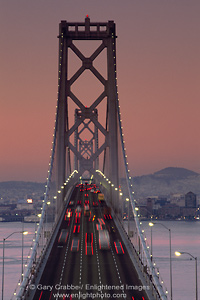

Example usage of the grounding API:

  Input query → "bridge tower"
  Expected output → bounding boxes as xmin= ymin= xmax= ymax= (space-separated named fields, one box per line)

xmin=74 ymin=108 xmax=99 ymax=172
xmin=56 ymin=16 xmax=119 ymax=213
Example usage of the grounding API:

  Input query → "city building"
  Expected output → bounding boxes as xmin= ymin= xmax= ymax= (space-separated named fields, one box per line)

xmin=185 ymin=191 xmax=196 ymax=208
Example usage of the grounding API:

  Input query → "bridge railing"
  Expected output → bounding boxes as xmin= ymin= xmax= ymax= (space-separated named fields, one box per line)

xmin=114 ymin=214 xmax=166 ymax=300
xmin=14 ymin=96 xmax=60 ymax=299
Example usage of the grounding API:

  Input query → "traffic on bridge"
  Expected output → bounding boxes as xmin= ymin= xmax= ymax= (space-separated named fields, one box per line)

xmin=32 ymin=183 xmax=149 ymax=300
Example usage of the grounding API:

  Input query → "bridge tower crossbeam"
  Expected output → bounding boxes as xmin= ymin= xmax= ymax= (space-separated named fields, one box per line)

xmin=56 ymin=16 xmax=119 ymax=214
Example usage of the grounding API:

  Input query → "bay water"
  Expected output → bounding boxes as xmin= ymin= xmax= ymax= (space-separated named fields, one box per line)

xmin=0 ymin=221 xmax=199 ymax=299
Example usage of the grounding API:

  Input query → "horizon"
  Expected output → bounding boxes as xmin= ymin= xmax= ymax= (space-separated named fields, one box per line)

xmin=0 ymin=166 xmax=199 ymax=183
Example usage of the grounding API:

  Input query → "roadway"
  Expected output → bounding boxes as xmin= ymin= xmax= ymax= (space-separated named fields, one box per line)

xmin=31 ymin=184 xmax=149 ymax=300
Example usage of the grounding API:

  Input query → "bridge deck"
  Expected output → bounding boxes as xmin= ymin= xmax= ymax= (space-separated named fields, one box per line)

xmin=29 ymin=185 xmax=149 ymax=300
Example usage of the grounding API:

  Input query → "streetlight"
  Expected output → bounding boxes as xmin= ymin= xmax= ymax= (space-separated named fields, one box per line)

xmin=21 ymin=222 xmax=29 ymax=282
xmin=119 ymin=192 xmax=124 ymax=221
xmin=148 ymin=222 xmax=154 ymax=261
xmin=126 ymin=198 xmax=130 ymax=236
xmin=149 ymin=222 xmax=173 ymax=300
xmin=1 ymin=230 xmax=28 ymax=300
xmin=175 ymin=251 xmax=198 ymax=300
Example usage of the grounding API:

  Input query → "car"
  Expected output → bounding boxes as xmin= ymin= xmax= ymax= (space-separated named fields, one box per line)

xmin=58 ymin=229 xmax=69 ymax=245
xmin=73 ymin=225 xmax=80 ymax=234
xmin=65 ymin=209 xmax=72 ymax=221
xmin=97 ymin=218 xmax=105 ymax=226
xmin=64 ymin=214 xmax=71 ymax=226
xmin=80 ymin=184 xmax=84 ymax=192
xmin=104 ymin=214 xmax=112 ymax=220
xmin=84 ymin=204 xmax=90 ymax=216
xmin=96 ymin=223 xmax=106 ymax=231
xmin=75 ymin=205 xmax=82 ymax=213
xmin=71 ymin=237 xmax=80 ymax=252
xmin=96 ymin=223 xmax=101 ymax=231
xmin=85 ymin=233 xmax=93 ymax=255
xmin=75 ymin=212 xmax=81 ymax=224
xmin=99 ymin=230 xmax=110 ymax=250
xmin=114 ymin=240 xmax=124 ymax=254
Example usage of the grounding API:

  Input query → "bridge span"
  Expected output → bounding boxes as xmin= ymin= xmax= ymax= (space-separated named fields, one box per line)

xmin=14 ymin=17 xmax=168 ymax=300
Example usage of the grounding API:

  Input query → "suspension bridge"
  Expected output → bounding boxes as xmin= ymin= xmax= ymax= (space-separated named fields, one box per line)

xmin=14 ymin=17 xmax=169 ymax=300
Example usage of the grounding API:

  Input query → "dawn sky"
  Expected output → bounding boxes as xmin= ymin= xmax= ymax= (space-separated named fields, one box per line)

xmin=0 ymin=0 xmax=200 ymax=182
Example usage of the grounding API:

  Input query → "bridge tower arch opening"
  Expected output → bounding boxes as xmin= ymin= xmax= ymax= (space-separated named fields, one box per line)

xmin=56 ymin=16 xmax=119 ymax=214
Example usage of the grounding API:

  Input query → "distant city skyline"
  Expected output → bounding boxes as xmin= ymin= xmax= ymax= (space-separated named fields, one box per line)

xmin=0 ymin=1 xmax=200 ymax=182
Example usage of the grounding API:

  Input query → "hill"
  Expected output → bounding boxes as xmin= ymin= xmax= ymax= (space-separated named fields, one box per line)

xmin=133 ymin=167 xmax=200 ymax=197
xmin=154 ymin=167 xmax=199 ymax=179
xmin=0 ymin=181 xmax=45 ymax=202
xmin=0 ymin=181 xmax=44 ymax=190
xmin=1 ymin=167 xmax=200 ymax=200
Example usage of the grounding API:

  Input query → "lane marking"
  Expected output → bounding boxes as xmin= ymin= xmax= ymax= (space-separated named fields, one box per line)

xmin=79 ymin=209 xmax=84 ymax=285
xmin=57 ymin=196 xmax=79 ymax=299
xmin=93 ymin=222 xmax=102 ymax=286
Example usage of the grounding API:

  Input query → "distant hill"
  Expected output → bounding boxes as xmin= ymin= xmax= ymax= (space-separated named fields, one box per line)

xmin=133 ymin=167 xmax=200 ymax=197
xmin=154 ymin=167 xmax=199 ymax=179
xmin=1 ymin=167 xmax=200 ymax=200
xmin=0 ymin=181 xmax=45 ymax=202
xmin=0 ymin=181 xmax=44 ymax=190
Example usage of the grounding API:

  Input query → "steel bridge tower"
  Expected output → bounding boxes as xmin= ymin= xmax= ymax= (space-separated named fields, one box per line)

xmin=16 ymin=18 xmax=168 ymax=300
xmin=56 ymin=16 xmax=119 ymax=214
